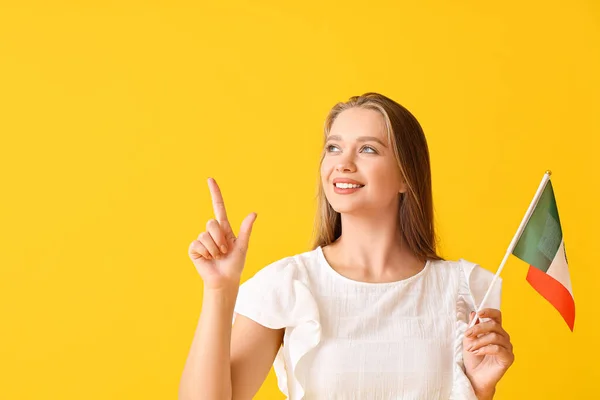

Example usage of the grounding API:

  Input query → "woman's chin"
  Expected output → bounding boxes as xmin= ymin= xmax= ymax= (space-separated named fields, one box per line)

xmin=330 ymin=205 xmax=364 ymax=215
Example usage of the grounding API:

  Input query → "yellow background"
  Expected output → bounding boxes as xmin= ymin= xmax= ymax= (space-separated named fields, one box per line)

xmin=1 ymin=1 xmax=598 ymax=399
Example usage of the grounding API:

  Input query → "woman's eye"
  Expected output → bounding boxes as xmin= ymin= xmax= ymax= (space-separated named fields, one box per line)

xmin=361 ymin=145 xmax=377 ymax=154
xmin=325 ymin=144 xmax=377 ymax=154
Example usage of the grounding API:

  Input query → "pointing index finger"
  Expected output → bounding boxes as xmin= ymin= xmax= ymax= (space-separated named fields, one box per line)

xmin=208 ymin=177 xmax=229 ymax=225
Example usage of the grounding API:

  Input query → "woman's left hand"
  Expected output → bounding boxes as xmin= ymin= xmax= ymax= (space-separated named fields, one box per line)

xmin=463 ymin=308 xmax=515 ymax=399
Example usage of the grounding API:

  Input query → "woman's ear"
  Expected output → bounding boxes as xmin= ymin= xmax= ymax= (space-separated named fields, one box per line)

xmin=398 ymin=176 xmax=408 ymax=194
xmin=398 ymin=183 xmax=408 ymax=194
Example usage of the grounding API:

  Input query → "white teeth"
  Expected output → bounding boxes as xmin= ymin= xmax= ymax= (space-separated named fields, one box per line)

xmin=335 ymin=183 xmax=363 ymax=189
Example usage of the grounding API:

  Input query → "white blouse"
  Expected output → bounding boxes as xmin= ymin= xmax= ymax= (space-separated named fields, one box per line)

xmin=233 ymin=246 xmax=502 ymax=400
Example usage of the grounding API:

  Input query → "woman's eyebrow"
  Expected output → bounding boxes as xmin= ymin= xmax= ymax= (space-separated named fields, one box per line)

xmin=326 ymin=135 xmax=388 ymax=148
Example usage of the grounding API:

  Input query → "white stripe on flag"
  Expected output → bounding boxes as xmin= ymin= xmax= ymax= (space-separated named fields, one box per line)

xmin=546 ymin=238 xmax=573 ymax=295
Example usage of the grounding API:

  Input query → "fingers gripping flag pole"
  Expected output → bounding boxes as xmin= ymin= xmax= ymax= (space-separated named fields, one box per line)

xmin=468 ymin=170 xmax=575 ymax=331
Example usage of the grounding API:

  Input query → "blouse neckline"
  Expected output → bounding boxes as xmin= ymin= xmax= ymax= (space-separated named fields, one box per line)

xmin=316 ymin=245 xmax=431 ymax=287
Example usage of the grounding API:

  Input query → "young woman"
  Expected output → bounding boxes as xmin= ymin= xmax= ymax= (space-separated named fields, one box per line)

xmin=179 ymin=92 xmax=515 ymax=400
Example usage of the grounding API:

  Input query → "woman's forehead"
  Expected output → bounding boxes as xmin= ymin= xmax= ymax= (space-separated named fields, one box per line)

xmin=329 ymin=109 xmax=387 ymax=141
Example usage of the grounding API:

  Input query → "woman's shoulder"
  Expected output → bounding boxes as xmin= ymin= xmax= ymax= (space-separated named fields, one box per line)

xmin=233 ymin=247 xmax=321 ymax=329
xmin=429 ymin=257 xmax=501 ymax=305
xmin=240 ymin=247 xmax=321 ymax=286
xmin=445 ymin=257 xmax=502 ymax=310
xmin=454 ymin=258 xmax=501 ymax=288
xmin=432 ymin=257 xmax=497 ymax=280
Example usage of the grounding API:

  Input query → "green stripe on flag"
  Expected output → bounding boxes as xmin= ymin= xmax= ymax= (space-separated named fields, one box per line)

xmin=512 ymin=180 xmax=563 ymax=273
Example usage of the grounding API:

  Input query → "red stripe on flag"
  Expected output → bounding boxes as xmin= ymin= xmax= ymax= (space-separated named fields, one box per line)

xmin=526 ymin=265 xmax=575 ymax=331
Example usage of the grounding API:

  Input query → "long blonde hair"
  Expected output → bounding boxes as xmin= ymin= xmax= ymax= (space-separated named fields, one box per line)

xmin=310 ymin=92 xmax=445 ymax=262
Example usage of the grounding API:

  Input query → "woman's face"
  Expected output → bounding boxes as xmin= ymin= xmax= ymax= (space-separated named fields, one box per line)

xmin=320 ymin=107 xmax=406 ymax=215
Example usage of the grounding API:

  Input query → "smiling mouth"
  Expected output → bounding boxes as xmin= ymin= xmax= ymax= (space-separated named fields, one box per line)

xmin=333 ymin=183 xmax=365 ymax=189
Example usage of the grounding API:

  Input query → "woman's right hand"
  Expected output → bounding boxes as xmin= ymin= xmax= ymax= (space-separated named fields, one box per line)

xmin=188 ymin=177 xmax=257 ymax=291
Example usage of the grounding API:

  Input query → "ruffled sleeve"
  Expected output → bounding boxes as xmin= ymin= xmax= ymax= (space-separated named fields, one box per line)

xmin=232 ymin=256 xmax=321 ymax=400
xmin=451 ymin=258 xmax=503 ymax=400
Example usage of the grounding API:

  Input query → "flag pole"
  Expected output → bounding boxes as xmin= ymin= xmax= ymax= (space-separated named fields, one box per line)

xmin=468 ymin=170 xmax=553 ymax=328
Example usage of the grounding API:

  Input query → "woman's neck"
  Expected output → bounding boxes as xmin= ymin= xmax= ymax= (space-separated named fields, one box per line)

xmin=324 ymin=212 xmax=424 ymax=280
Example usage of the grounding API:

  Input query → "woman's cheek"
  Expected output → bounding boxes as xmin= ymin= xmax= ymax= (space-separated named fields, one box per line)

xmin=320 ymin=161 xmax=333 ymax=179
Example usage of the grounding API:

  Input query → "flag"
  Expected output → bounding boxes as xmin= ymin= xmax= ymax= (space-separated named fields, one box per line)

xmin=512 ymin=179 xmax=575 ymax=331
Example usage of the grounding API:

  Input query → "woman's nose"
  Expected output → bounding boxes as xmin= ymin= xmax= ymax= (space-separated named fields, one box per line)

xmin=335 ymin=157 xmax=356 ymax=172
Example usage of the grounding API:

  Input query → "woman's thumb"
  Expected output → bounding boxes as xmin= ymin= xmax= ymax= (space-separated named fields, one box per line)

xmin=236 ymin=212 xmax=257 ymax=253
